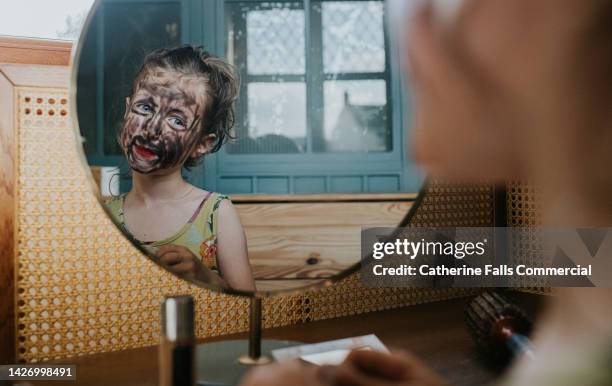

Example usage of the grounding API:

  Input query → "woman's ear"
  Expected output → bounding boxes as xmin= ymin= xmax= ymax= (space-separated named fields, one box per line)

xmin=190 ymin=133 xmax=218 ymax=159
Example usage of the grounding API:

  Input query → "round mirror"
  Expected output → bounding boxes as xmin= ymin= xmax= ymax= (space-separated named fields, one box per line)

xmin=72 ymin=0 xmax=424 ymax=298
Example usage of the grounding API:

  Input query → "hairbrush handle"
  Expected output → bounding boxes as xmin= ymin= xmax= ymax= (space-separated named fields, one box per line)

xmin=507 ymin=333 xmax=535 ymax=360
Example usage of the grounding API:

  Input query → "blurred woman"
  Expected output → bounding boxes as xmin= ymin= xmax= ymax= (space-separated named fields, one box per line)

xmin=241 ymin=0 xmax=612 ymax=385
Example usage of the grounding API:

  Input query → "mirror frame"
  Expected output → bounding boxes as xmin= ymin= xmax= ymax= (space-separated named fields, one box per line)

xmin=69 ymin=0 xmax=426 ymax=298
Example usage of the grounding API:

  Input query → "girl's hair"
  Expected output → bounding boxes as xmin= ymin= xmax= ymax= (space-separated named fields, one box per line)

xmin=129 ymin=45 xmax=239 ymax=167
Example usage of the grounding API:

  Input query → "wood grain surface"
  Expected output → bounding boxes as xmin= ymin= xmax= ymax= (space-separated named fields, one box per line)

xmin=235 ymin=201 xmax=412 ymax=280
xmin=0 ymin=37 xmax=72 ymax=66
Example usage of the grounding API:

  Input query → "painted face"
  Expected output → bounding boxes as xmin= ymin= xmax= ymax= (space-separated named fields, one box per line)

xmin=120 ymin=70 xmax=210 ymax=174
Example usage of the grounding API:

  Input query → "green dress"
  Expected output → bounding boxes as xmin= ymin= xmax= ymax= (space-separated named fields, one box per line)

xmin=105 ymin=192 xmax=228 ymax=271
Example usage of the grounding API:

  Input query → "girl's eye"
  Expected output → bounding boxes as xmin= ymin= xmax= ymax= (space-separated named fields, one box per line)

xmin=134 ymin=103 xmax=153 ymax=114
xmin=169 ymin=117 xmax=186 ymax=129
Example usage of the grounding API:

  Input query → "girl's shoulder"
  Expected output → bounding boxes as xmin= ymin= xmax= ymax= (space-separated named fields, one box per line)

xmin=202 ymin=192 xmax=229 ymax=216
xmin=189 ymin=186 xmax=228 ymax=205
xmin=191 ymin=191 xmax=230 ymax=230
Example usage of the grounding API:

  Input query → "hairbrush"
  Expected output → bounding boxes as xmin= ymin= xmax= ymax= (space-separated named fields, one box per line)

xmin=465 ymin=292 xmax=535 ymax=367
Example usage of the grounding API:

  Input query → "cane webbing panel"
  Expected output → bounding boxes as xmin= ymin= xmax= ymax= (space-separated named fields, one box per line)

xmin=14 ymin=86 xmax=492 ymax=362
xmin=413 ymin=182 xmax=494 ymax=227
xmin=507 ymin=183 xmax=552 ymax=294
xmin=507 ymin=183 xmax=542 ymax=228
xmin=14 ymin=87 xmax=253 ymax=362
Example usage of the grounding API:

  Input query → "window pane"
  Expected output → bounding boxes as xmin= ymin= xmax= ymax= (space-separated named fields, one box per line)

xmin=226 ymin=83 xmax=307 ymax=154
xmin=239 ymin=2 xmax=306 ymax=75
xmin=322 ymin=1 xmax=386 ymax=73
xmin=226 ymin=2 xmax=307 ymax=154
xmin=319 ymin=80 xmax=390 ymax=152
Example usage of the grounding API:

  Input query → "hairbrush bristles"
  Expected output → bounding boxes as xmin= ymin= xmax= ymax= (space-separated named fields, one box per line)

xmin=465 ymin=292 xmax=533 ymax=367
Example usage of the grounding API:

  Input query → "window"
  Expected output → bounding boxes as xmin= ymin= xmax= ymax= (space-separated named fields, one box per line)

xmin=226 ymin=2 xmax=307 ymax=154
xmin=75 ymin=0 xmax=420 ymax=194
xmin=225 ymin=0 xmax=391 ymax=154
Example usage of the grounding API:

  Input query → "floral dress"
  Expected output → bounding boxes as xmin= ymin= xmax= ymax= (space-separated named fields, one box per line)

xmin=105 ymin=192 xmax=228 ymax=271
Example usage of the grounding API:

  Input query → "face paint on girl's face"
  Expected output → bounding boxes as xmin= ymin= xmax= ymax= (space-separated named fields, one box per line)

xmin=120 ymin=71 xmax=210 ymax=174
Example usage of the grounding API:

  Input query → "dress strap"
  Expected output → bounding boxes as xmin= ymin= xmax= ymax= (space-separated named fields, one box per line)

xmin=187 ymin=191 xmax=214 ymax=223
xmin=207 ymin=194 xmax=229 ymax=235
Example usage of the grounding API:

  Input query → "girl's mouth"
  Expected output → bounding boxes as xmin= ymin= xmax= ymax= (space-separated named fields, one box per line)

xmin=132 ymin=144 xmax=158 ymax=160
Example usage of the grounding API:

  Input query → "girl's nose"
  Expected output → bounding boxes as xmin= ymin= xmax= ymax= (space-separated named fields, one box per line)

xmin=144 ymin=114 xmax=163 ymax=137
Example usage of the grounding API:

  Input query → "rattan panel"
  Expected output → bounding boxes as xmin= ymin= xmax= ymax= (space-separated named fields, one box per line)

xmin=507 ymin=183 xmax=552 ymax=293
xmin=14 ymin=86 xmax=493 ymax=362
xmin=413 ymin=181 xmax=494 ymax=227
xmin=508 ymin=183 xmax=542 ymax=228
xmin=14 ymin=87 xmax=252 ymax=362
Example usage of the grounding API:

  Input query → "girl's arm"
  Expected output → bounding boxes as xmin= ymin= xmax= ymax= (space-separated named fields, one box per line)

xmin=216 ymin=200 xmax=257 ymax=292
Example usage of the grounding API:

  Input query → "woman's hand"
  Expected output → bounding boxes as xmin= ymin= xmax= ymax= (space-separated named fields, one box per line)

xmin=240 ymin=350 xmax=448 ymax=386
xmin=157 ymin=244 xmax=226 ymax=287
xmin=319 ymin=349 xmax=448 ymax=386
xmin=241 ymin=360 xmax=324 ymax=386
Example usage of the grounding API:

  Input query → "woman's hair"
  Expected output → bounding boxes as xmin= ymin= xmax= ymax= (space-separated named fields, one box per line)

xmin=129 ymin=45 xmax=239 ymax=167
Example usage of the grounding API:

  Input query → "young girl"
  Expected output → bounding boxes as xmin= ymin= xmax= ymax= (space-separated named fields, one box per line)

xmin=105 ymin=45 xmax=255 ymax=292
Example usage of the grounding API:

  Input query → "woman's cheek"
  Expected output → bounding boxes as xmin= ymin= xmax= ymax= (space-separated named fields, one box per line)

xmin=411 ymin=100 xmax=454 ymax=166
xmin=411 ymin=114 xmax=433 ymax=167
xmin=411 ymin=107 xmax=483 ymax=179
